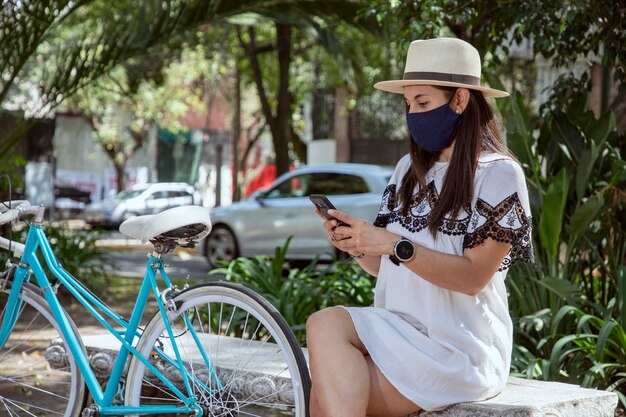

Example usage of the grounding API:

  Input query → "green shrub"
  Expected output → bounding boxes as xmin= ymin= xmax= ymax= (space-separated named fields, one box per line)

xmin=0 ymin=222 xmax=110 ymax=291
xmin=210 ymin=238 xmax=375 ymax=345
xmin=494 ymin=85 xmax=626 ymax=409
xmin=44 ymin=223 xmax=110 ymax=290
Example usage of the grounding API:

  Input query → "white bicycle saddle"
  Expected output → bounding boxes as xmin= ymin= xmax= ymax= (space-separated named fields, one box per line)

xmin=119 ymin=205 xmax=212 ymax=244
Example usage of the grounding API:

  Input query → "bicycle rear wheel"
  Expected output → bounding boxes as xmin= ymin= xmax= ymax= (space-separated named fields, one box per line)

xmin=125 ymin=281 xmax=311 ymax=416
xmin=0 ymin=282 xmax=86 ymax=417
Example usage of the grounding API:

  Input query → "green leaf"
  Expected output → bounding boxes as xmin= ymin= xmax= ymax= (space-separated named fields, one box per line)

xmin=575 ymin=147 xmax=594 ymax=201
xmin=540 ymin=278 xmax=581 ymax=300
xmin=565 ymin=195 xmax=604 ymax=238
xmin=596 ymin=320 xmax=617 ymax=361
xmin=550 ymin=304 xmax=579 ymax=336
xmin=619 ymin=266 xmax=626 ymax=328
xmin=588 ymin=111 xmax=616 ymax=146
xmin=539 ymin=169 xmax=569 ymax=260
xmin=551 ymin=113 xmax=583 ymax=163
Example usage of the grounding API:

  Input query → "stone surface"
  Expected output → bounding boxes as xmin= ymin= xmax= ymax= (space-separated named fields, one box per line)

xmin=408 ymin=377 xmax=618 ymax=417
xmin=54 ymin=334 xmax=618 ymax=416
xmin=55 ymin=333 xmax=303 ymax=406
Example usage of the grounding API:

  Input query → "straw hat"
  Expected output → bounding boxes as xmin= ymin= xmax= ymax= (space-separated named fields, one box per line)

xmin=374 ymin=38 xmax=508 ymax=98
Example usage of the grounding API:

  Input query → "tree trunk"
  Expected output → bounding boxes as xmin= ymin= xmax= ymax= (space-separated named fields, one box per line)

xmin=232 ymin=66 xmax=243 ymax=202
xmin=274 ymin=23 xmax=292 ymax=176
xmin=239 ymin=24 xmax=293 ymax=177
xmin=114 ymin=159 xmax=125 ymax=194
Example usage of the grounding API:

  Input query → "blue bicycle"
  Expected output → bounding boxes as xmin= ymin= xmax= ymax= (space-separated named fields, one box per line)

xmin=0 ymin=200 xmax=310 ymax=416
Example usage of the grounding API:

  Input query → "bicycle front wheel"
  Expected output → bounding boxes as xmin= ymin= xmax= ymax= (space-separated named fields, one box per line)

xmin=125 ymin=281 xmax=311 ymax=416
xmin=0 ymin=282 xmax=86 ymax=417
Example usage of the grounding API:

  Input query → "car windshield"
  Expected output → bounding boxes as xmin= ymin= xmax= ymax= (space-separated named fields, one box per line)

xmin=116 ymin=189 xmax=144 ymax=200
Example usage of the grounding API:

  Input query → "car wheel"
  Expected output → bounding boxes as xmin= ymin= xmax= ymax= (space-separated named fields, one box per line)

xmin=205 ymin=225 xmax=239 ymax=269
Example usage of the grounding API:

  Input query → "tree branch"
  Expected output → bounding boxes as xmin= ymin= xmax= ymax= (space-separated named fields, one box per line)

xmin=237 ymin=26 xmax=277 ymax=135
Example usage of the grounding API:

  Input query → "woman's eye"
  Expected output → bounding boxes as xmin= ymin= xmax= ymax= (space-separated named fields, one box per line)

xmin=418 ymin=102 xmax=428 ymax=107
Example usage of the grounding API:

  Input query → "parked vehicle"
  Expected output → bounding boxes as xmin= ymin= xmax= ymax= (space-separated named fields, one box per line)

xmin=84 ymin=182 xmax=200 ymax=228
xmin=202 ymin=163 xmax=393 ymax=269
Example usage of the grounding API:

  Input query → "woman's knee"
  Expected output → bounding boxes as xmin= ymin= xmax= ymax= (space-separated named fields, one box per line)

xmin=306 ymin=307 xmax=346 ymax=338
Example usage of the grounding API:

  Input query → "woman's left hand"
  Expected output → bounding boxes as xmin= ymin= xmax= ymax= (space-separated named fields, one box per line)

xmin=327 ymin=209 xmax=399 ymax=256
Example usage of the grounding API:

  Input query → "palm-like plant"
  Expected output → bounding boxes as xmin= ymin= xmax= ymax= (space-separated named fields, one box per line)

xmin=490 ymin=80 xmax=626 ymax=407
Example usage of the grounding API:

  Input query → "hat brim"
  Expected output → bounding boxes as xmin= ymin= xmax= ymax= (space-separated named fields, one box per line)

xmin=374 ymin=79 xmax=509 ymax=98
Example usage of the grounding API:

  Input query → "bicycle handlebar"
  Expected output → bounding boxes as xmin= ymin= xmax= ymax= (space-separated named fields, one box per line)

xmin=0 ymin=200 xmax=30 ymax=213
xmin=0 ymin=201 xmax=30 ymax=225
xmin=0 ymin=200 xmax=41 ymax=257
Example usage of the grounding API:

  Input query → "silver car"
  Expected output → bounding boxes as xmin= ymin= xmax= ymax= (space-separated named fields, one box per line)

xmin=202 ymin=163 xmax=393 ymax=268
xmin=84 ymin=182 xmax=201 ymax=228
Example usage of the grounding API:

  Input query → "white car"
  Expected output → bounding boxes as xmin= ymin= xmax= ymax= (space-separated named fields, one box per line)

xmin=84 ymin=182 xmax=201 ymax=228
xmin=202 ymin=163 xmax=393 ymax=268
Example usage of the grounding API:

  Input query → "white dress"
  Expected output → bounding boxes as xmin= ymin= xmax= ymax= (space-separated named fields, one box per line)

xmin=343 ymin=152 xmax=534 ymax=411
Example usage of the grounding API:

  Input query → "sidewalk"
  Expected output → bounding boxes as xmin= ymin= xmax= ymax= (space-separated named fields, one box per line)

xmin=96 ymin=232 xmax=199 ymax=255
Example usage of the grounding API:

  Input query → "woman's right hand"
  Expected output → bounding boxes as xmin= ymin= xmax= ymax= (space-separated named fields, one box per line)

xmin=313 ymin=207 xmax=352 ymax=248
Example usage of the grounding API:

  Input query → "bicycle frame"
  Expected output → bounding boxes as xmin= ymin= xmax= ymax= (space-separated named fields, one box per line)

xmin=0 ymin=222 xmax=216 ymax=416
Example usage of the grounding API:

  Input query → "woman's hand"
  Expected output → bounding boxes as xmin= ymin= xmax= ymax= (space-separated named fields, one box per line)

xmin=321 ymin=209 xmax=400 ymax=257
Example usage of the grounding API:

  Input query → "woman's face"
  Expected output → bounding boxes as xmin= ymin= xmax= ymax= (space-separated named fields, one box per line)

xmin=403 ymin=85 xmax=450 ymax=114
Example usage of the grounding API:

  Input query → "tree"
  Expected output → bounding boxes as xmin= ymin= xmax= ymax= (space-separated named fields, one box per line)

xmin=64 ymin=47 xmax=208 ymax=192
xmin=366 ymin=0 xmax=625 ymax=110
xmin=230 ymin=0 xmax=381 ymax=176
xmin=0 ymin=0 xmax=332 ymax=157
xmin=0 ymin=0 xmax=92 ymax=157
xmin=3 ymin=0 xmax=384 ymax=196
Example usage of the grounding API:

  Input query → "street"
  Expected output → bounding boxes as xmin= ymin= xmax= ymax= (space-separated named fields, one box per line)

xmin=99 ymin=231 xmax=219 ymax=281
xmin=105 ymin=249 xmax=214 ymax=280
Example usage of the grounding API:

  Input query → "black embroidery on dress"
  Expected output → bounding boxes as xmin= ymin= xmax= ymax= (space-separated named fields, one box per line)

xmin=375 ymin=183 xmax=534 ymax=270
xmin=374 ymin=184 xmax=397 ymax=227
xmin=463 ymin=192 xmax=534 ymax=271
xmin=375 ymin=181 xmax=470 ymax=235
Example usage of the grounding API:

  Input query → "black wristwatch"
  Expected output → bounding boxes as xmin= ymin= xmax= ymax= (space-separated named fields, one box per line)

xmin=390 ymin=237 xmax=415 ymax=265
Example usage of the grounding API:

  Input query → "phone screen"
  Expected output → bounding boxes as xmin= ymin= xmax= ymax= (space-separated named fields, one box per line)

xmin=309 ymin=194 xmax=348 ymax=226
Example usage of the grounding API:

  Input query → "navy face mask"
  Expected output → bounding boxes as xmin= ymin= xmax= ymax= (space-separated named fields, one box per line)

xmin=406 ymin=101 xmax=461 ymax=153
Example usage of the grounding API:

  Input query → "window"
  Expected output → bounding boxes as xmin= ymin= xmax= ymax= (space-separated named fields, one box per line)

xmin=151 ymin=191 xmax=170 ymax=199
xmin=306 ymin=173 xmax=369 ymax=195
xmin=265 ymin=172 xmax=370 ymax=199
xmin=266 ymin=174 xmax=309 ymax=199
xmin=170 ymin=191 xmax=192 ymax=198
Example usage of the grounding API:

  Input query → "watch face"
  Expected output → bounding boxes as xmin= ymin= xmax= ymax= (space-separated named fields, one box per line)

xmin=396 ymin=239 xmax=414 ymax=261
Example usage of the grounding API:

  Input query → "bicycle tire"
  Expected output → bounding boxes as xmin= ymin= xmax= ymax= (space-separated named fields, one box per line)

xmin=125 ymin=281 xmax=311 ymax=416
xmin=0 ymin=282 xmax=86 ymax=417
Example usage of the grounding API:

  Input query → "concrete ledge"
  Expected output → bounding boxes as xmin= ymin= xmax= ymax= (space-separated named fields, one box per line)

xmin=409 ymin=377 xmax=618 ymax=417
xmin=50 ymin=333 xmax=302 ymax=407
xmin=50 ymin=334 xmax=619 ymax=416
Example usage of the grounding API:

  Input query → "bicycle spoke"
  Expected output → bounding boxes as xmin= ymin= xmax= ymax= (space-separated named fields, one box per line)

xmin=0 ymin=286 xmax=84 ymax=417
xmin=2 ymin=396 xmax=66 ymax=416
xmin=2 ymin=376 xmax=72 ymax=401
xmin=124 ymin=283 xmax=310 ymax=416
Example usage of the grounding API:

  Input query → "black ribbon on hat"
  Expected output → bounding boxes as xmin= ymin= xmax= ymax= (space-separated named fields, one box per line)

xmin=403 ymin=71 xmax=480 ymax=86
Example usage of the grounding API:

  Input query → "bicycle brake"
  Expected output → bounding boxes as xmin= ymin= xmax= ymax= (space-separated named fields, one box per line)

xmin=160 ymin=286 xmax=179 ymax=313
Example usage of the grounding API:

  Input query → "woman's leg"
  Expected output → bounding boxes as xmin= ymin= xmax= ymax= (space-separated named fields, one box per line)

xmin=364 ymin=355 xmax=421 ymax=417
xmin=306 ymin=306 xmax=421 ymax=417
xmin=307 ymin=306 xmax=371 ymax=417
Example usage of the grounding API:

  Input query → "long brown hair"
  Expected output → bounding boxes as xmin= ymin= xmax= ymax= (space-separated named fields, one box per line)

xmin=398 ymin=86 xmax=512 ymax=235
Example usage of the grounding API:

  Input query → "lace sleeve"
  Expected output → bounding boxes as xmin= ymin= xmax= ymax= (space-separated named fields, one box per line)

xmin=463 ymin=159 xmax=535 ymax=271
xmin=374 ymin=184 xmax=396 ymax=227
xmin=373 ymin=155 xmax=410 ymax=228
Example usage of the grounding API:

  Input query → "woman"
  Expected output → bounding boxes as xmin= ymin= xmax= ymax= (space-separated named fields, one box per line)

xmin=306 ymin=37 xmax=534 ymax=417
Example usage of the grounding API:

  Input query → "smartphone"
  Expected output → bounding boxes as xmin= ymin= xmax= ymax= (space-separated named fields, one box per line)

xmin=309 ymin=194 xmax=349 ymax=226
